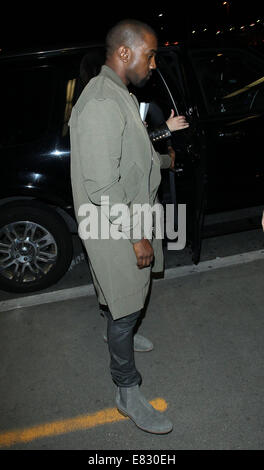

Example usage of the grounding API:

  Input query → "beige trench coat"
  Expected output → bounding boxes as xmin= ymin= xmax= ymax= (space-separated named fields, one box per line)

xmin=69 ymin=65 xmax=171 ymax=319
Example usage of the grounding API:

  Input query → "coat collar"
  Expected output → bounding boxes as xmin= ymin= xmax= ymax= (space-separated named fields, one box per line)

xmin=100 ymin=65 xmax=151 ymax=152
xmin=100 ymin=65 xmax=128 ymax=92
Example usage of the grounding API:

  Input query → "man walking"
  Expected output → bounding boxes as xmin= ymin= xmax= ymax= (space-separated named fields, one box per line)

xmin=69 ymin=19 xmax=174 ymax=434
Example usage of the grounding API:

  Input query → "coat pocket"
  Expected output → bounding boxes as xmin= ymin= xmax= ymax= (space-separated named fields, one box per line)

xmin=120 ymin=162 xmax=144 ymax=203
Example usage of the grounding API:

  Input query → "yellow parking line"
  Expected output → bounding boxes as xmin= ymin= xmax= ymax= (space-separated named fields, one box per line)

xmin=0 ymin=398 xmax=167 ymax=448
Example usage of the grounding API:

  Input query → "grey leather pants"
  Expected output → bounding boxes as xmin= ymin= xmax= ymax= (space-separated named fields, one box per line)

xmin=103 ymin=308 xmax=142 ymax=387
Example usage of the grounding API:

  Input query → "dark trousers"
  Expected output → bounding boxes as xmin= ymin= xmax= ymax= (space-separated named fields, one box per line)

xmin=103 ymin=308 xmax=142 ymax=387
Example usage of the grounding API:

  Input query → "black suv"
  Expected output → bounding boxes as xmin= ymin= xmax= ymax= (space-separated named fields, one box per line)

xmin=0 ymin=42 xmax=264 ymax=293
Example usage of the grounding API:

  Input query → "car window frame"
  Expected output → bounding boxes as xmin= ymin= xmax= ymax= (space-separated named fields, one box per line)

xmin=188 ymin=47 xmax=264 ymax=118
xmin=0 ymin=61 xmax=58 ymax=148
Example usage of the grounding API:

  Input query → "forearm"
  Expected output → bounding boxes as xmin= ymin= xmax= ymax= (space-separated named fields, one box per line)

xmin=148 ymin=122 xmax=171 ymax=143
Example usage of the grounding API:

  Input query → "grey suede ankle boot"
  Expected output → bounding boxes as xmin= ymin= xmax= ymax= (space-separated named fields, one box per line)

xmin=116 ymin=385 xmax=173 ymax=434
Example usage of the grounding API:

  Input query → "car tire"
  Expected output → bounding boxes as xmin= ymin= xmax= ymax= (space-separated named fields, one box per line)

xmin=0 ymin=202 xmax=73 ymax=293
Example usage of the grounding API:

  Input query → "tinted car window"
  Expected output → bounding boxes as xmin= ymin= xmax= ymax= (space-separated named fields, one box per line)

xmin=129 ymin=67 xmax=178 ymax=156
xmin=131 ymin=71 xmax=173 ymax=123
xmin=190 ymin=50 xmax=264 ymax=115
xmin=131 ymin=49 xmax=190 ymax=123
xmin=1 ymin=66 xmax=56 ymax=147
xmin=60 ymin=48 xmax=105 ymax=136
xmin=156 ymin=49 xmax=189 ymax=108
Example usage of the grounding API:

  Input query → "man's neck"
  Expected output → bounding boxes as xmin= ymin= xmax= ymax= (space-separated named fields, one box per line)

xmin=105 ymin=59 xmax=129 ymax=86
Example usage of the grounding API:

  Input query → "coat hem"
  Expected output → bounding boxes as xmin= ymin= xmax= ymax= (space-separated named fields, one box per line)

xmin=107 ymin=282 xmax=150 ymax=320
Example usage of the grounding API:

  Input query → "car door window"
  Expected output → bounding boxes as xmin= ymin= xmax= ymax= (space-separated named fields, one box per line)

xmin=129 ymin=50 xmax=190 ymax=153
xmin=59 ymin=48 xmax=105 ymax=136
xmin=156 ymin=48 xmax=190 ymax=112
xmin=1 ymin=66 xmax=56 ymax=147
xmin=129 ymin=68 xmax=173 ymax=123
xmin=190 ymin=49 xmax=264 ymax=115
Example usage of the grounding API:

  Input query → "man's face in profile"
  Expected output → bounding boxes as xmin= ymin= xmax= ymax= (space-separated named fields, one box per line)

xmin=126 ymin=32 xmax=157 ymax=88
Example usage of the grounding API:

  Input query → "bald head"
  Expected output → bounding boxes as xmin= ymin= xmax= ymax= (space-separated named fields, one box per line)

xmin=106 ymin=19 xmax=157 ymax=58
xmin=105 ymin=19 xmax=158 ymax=88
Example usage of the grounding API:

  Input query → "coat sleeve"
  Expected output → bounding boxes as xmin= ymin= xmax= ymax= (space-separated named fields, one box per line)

xmin=77 ymin=97 xmax=144 ymax=243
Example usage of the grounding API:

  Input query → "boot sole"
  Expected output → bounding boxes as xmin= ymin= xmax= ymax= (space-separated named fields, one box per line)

xmin=116 ymin=406 xmax=173 ymax=435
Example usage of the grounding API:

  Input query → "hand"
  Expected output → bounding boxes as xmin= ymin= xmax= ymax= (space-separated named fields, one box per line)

xmin=133 ymin=238 xmax=154 ymax=269
xmin=166 ymin=109 xmax=189 ymax=132
xmin=168 ymin=145 xmax=176 ymax=169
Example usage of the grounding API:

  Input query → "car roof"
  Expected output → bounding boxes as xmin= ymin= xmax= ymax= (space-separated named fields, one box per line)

xmin=1 ymin=38 xmax=262 ymax=62
xmin=0 ymin=42 xmax=105 ymax=61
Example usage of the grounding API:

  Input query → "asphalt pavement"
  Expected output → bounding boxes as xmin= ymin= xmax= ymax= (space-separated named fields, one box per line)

xmin=1 ymin=249 xmax=264 ymax=450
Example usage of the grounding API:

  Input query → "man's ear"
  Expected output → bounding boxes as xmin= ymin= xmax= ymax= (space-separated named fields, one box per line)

xmin=118 ymin=46 xmax=131 ymax=63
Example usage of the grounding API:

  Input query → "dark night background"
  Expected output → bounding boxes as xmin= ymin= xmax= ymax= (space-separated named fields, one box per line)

xmin=1 ymin=0 xmax=263 ymax=52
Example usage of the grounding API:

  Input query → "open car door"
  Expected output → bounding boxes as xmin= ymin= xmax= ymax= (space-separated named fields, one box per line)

xmin=132 ymin=46 xmax=207 ymax=264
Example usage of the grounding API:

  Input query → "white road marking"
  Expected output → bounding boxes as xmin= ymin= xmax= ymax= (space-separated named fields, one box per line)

xmin=1 ymin=249 xmax=264 ymax=313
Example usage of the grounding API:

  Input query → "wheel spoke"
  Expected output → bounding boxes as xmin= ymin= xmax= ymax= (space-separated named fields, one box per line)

xmin=13 ymin=262 xmax=27 ymax=282
xmin=26 ymin=263 xmax=39 ymax=279
xmin=0 ymin=247 xmax=10 ymax=255
xmin=0 ymin=253 xmax=12 ymax=263
xmin=0 ymin=241 xmax=11 ymax=251
xmin=23 ymin=222 xmax=37 ymax=241
xmin=36 ymin=233 xmax=55 ymax=249
xmin=0 ymin=258 xmax=15 ymax=273
xmin=9 ymin=223 xmax=21 ymax=240
xmin=33 ymin=261 xmax=46 ymax=277
xmin=37 ymin=251 xmax=57 ymax=263
xmin=3 ymin=227 xmax=14 ymax=243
